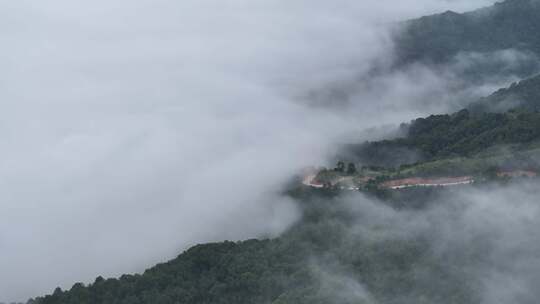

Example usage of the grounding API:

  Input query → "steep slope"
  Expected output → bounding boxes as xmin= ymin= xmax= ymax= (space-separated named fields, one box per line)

xmin=350 ymin=108 xmax=540 ymax=166
xmin=30 ymin=194 xmax=483 ymax=304
xmin=31 ymin=239 xmax=305 ymax=304
xmin=469 ymin=73 xmax=540 ymax=112
xmin=344 ymin=71 xmax=540 ymax=168
xmin=394 ymin=0 xmax=540 ymax=70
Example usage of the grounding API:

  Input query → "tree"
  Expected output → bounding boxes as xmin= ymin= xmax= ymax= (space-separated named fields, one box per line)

xmin=346 ymin=163 xmax=357 ymax=175
xmin=335 ymin=161 xmax=345 ymax=172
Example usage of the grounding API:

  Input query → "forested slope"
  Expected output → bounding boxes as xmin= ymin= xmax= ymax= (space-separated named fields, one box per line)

xmin=348 ymin=71 xmax=540 ymax=167
xmin=349 ymin=108 xmax=540 ymax=166
xmin=395 ymin=0 xmax=540 ymax=68
xmin=469 ymin=74 xmax=540 ymax=112
xmin=31 ymin=193 xmax=483 ymax=304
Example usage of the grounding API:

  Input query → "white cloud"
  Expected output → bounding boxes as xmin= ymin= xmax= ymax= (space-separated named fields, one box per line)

xmin=313 ymin=182 xmax=540 ymax=303
xmin=0 ymin=0 xmax=498 ymax=301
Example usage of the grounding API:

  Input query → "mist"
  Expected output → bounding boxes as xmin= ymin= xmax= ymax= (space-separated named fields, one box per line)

xmin=0 ymin=0 xmax=501 ymax=301
xmin=296 ymin=181 xmax=540 ymax=304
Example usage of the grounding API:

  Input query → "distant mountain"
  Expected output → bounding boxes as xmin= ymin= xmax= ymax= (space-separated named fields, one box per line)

xmin=394 ymin=0 xmax=540 ymax=74
xmin=469 ymin=73 xmax=540 ymax=112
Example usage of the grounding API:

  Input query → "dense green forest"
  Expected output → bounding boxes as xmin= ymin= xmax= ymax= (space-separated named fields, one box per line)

xmin=348 ymin=108 xmax=540 ymax=167
xmin=31 ymin=186 xmax=492 ymax=304
xmin=346 ymin=70 xmax=540 ymax=168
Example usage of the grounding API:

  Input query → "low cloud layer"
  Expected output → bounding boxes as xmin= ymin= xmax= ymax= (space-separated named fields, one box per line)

xmin=321 ymin=182 xmax=540 ymax=304
xmin=0 ymin=0 xmax=501 ymax=301
xmin=299 ymin=181 xmax=540 ymax=304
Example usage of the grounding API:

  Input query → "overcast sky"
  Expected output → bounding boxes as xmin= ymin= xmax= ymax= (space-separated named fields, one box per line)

xmin=0 ymin=0 xmax=498 ymax=301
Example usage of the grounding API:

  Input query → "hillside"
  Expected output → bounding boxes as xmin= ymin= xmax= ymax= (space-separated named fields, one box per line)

xmin=343 ymin=71 xmax=540 ymax=168
xmin=316 ymin=73 xmax=540 ymax=192
xmin=30 ymin=189 xmax=490 ymax=304
xmin=394 ymin=0 xmax=540 ymax=75
xmin=347 ymin=108 xmax=540 ymax=167
xmin=469 ymin=73 xmax=540 ymax=112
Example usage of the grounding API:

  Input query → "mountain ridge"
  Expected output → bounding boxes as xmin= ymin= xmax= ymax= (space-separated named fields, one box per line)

xmin=394 ymin=0 xmax=540 ymax=74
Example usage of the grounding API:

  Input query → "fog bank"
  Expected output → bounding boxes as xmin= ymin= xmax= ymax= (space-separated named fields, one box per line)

xmin=304 ymin=182 xmax=540 ymax=303
xmin=0 ymin=0 xmax=498 ymax=301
